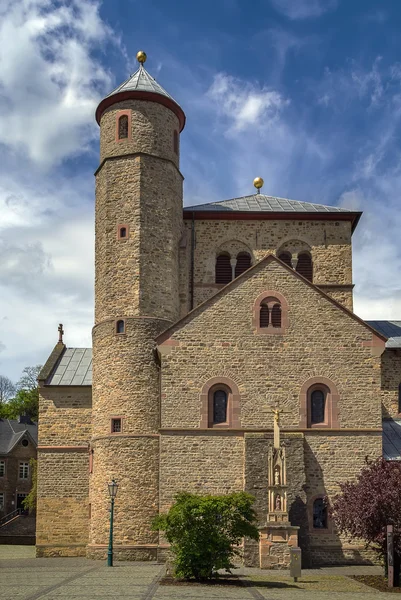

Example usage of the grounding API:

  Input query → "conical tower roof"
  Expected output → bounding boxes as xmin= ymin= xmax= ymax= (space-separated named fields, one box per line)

xmin=95 ymin=53 xmax=185 ymax=131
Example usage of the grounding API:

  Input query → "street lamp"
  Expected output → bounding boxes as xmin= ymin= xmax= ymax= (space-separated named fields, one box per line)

xmin=107 ymin=479 xmax=118 ymax=567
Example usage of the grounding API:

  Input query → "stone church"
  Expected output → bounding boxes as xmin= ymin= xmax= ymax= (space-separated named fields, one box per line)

xmin=36 ymin=52 xmax=401 ymax=567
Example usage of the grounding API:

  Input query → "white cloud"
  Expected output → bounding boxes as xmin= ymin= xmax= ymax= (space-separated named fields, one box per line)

xmin=270 ymin=0 xmax=337 ymax=20
xmin=0 ymin=0 xmax=114 ymax=167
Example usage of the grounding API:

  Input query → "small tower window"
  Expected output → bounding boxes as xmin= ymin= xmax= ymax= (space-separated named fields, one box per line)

xmin=120 ymin=227 xmax=127 ymax=238
xmin=111 ymin=418 xmax=122 ymax=433
xmin=260 ymin=303 xmax=269 ymax=328
xmin=117 ymin=224 xmax=129 ymax=240
xmin=215 ymin=254 xmax=232 ymax=284
xmin=235 ymin=252 xmax=252 ymax=278
xmin=313 ymin=498 xmax=328 ymax=529
xmin=116 ymin=320 xmax=125 ymax=334
xmin=213 ymin=390 xmax=228 ymax=424
xmin=278 ymin=252 xmax=292 ymax=268
xmin=310 ymin=389 xmax=326 ymax=424
xmin=173 ymin=130 xmax=179 ymax=154
xmin=118 ymin=115 xmax=128 ymax=140
xmin=296 ymin=252 xmax=313 ymax=282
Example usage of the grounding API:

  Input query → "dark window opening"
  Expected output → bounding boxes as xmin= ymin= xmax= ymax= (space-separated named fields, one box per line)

xmin=213 ymin=390 xmax=228 ymax=424
xmin=260 ymin=303 xmax=269 ymax=328
xmin=120 ymin=227 xmax=127 ymax=238
xmin=215 ymin=254 xmax=232 ymax=284
xmin=116 ymin=320 xmax=125 ymax=334
xmin=313 ymin=498 xmax=328 ymax=529
xmin=235 ymin=252 xmax=251 ymax=277
xmin=311 ymin=389 xmax=326 ymax=424
xmin=112 ymin=418 xmax=122 ymax=433
xmin=174 ymin=130 xmax=179 ymax=154
xmin=278 ymin=252 xmax=292 ymax=268
xmin=21 ymin=439 xmax=28 ymax=447
xmin=271 ymin=304 xmax=282 ymax=328
xmin=118 ymin=115 xmax=128 ymax=140
xmin=296 ymin=253 xmax=313 ymax=282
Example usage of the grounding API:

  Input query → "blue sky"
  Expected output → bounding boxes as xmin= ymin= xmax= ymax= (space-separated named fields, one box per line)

xmin=1 ymin=0 xmax=401 ymax=381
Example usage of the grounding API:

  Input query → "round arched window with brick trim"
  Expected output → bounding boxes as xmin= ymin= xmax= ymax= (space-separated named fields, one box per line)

xmin=215 ymin=253 xmax=232 ymax=284
xmin=313 ymin=497 xmax=328 ymax=529
xmin=235 ymin=252 xmax=251 ymax=277
xmin=213 ymin=389 xmax=228 ymax=424
xmin=296 ymin=252 xmax=313 ymax=282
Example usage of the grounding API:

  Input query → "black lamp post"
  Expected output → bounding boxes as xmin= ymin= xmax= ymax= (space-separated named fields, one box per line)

xmin=107 ymin=479 xmax=118 ymax=567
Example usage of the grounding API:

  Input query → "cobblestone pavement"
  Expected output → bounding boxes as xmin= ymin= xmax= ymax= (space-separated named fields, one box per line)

xmin=0 ymin=547 xmax=392 ymax=599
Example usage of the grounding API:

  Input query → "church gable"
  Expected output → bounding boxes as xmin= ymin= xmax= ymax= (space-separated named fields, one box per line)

xmin=158 ymin=256 xmax=385 ymax=431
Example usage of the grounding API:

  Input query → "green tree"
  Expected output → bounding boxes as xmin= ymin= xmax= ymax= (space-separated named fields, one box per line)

xmin=22 ymin=458 xmax=37 ymax=512
xmin=153 ymin=491 xmax=259 ymax=580
xmin=1 ymin=389 xmax=39 ymax=421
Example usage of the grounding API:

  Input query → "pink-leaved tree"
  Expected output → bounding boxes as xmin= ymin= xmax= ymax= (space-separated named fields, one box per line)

xmin=331 ymin=457 xmax=401 ymax=565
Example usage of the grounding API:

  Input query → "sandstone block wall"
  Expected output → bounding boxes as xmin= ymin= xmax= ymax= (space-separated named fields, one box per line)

xmin=380 ymin=349 xmax=401 ymax=418
xmin=179 ymin=218 xmax=354 ymax=314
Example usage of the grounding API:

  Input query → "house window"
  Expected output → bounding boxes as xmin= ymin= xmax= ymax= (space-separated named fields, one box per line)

xmin=118 ymin=115 xmax=128 ymax=140
xmin=310 ymin=389 xmax=326 ymax=424
xmin=235 ymin=252 xmax=251 ymax=277
xmin=296 ymin=252 xmax=313 ymax=282
xmin=0 ymin=492 xmax=4 ymax=511
xmin=116 ymin=320 xmax=125 ymax=334
xmin=0 ymin=461 xmax=5 ymax=477
xmin=19 ymin=462 xmax=29 ymax=479
xmin=215 ymin=254 xmax=232 ymax=284
xmin=278 ymin=252 xmax=292 ymax=268
xmin=173 ymin=130 xmax=179 ymax=154
xmin=213 ymin=390 xmax=228 ymax=424
xmin=111 ymin=418 xmax=122 ymax=433
xmin=313 ymin=498 xmax=328 ymax=529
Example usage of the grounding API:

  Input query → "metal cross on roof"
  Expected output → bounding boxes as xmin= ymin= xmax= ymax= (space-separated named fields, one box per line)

xmin=58 ymin=323 xmax=64 ymax=344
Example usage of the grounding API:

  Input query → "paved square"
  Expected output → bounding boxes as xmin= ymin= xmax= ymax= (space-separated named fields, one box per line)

xmin=0 ymin=547 xmax=392 ymax=599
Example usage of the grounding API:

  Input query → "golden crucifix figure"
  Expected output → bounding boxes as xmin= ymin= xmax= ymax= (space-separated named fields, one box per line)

xmin=271 ymin=404 xmax=290 ymax=449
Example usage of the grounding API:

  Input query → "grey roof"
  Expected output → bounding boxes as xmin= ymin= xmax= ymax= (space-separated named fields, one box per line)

xmin=47 ymin=348 xmax=92 ymax=386
xmin=383 ymin=419 xmax=401 ymax=460
xmin=366 ymin=321 xmax=401 ymax=349
xmin=0 ymin=419 xmax=37 ymax=455
xmin=184 ymin=193 xmax=357 ymax=214
xmin=105 ymin=64 xmax=176 ymax=102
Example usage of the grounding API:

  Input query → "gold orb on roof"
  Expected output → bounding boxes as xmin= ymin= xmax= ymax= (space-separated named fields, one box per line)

xmin=253 ymin=177 xmax=264 ymax=190
xmin=137 ymin=50 xmax=147 ymax=64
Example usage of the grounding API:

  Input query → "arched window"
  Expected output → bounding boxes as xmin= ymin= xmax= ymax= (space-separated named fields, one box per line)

xmin=398 ymin=383 xmax=401 ymax=413
xmin=213 ymin=390 xmax=228 ymax=424
xmin=260 ymin=303 xmax=269 ymax=328
xmin=235 ymin=252 xmax=251 ymax=277
xmin=173 ymin=130 xmax=179 ymax=154
xmin=118 ymin=115 xmax=128 ymax=140
xmin=116 ymin=320 xmax=125 ymax=334
xmin=215 ymin=254 xmax=232 ymax=284
xmin=313 ymin=498 xmax=328 ymax=529
xmin=271 ymin=304 xmax=282 ymax=328
xmin=296 ymin=252 xmax=313 ymax=282
xmin=310 ymin=389 xmax=326 ymax=424
xmin=278 ymin=252 xmax=292 ymax=268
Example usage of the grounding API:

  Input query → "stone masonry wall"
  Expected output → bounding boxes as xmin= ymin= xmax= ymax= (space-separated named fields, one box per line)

xmin=179 ymin=218 xmax=353 ymax=314
xmin=161 ymin=258 xmax=382 ymax=431
xmin=380 ymin=348 xmax=401 ymax=418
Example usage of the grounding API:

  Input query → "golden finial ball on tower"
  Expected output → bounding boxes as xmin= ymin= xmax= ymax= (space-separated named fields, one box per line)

xmin=137 ymin=50 xmax=147 ymax=64
xmin=253 ymin=177 xmax=264 ymax=190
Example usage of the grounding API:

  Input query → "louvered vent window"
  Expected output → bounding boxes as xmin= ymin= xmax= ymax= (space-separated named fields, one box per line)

xmin=118 ymin=115 xmax=128 ymax=140
xmin=260 ymin=303 xmax=269 ymax=328
xmin=235 ymin=252 xmax=251 ymax=277
xmin=215 ymin=254 xmax=232 ymax=284
xmin=271 ymin=304 xmax=282 ymax=328
xmin=296 ymin=253 xmax=313 ymax=282
xmin=278 ymin=252 xmax=292 ymax=268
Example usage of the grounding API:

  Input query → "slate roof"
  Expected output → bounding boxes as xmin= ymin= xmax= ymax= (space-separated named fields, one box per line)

xmin=0 ymin=419 xmax=37 ymax=455
xmin=184 ymin=193 xmax=357 ymax=214
xmin=46 ymin=348 xmax=92 ymax=386
xmin=105 ymin=64 xmax=176 ymax=102
xmin=366 ymin=321 xmax=401 ymax=349
xmin=383 ymin=420 xmax=401 ymax=460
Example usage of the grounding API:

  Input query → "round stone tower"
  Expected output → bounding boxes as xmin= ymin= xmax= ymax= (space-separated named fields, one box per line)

xmin=88 ymin=52 xmax=185 ymax=560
